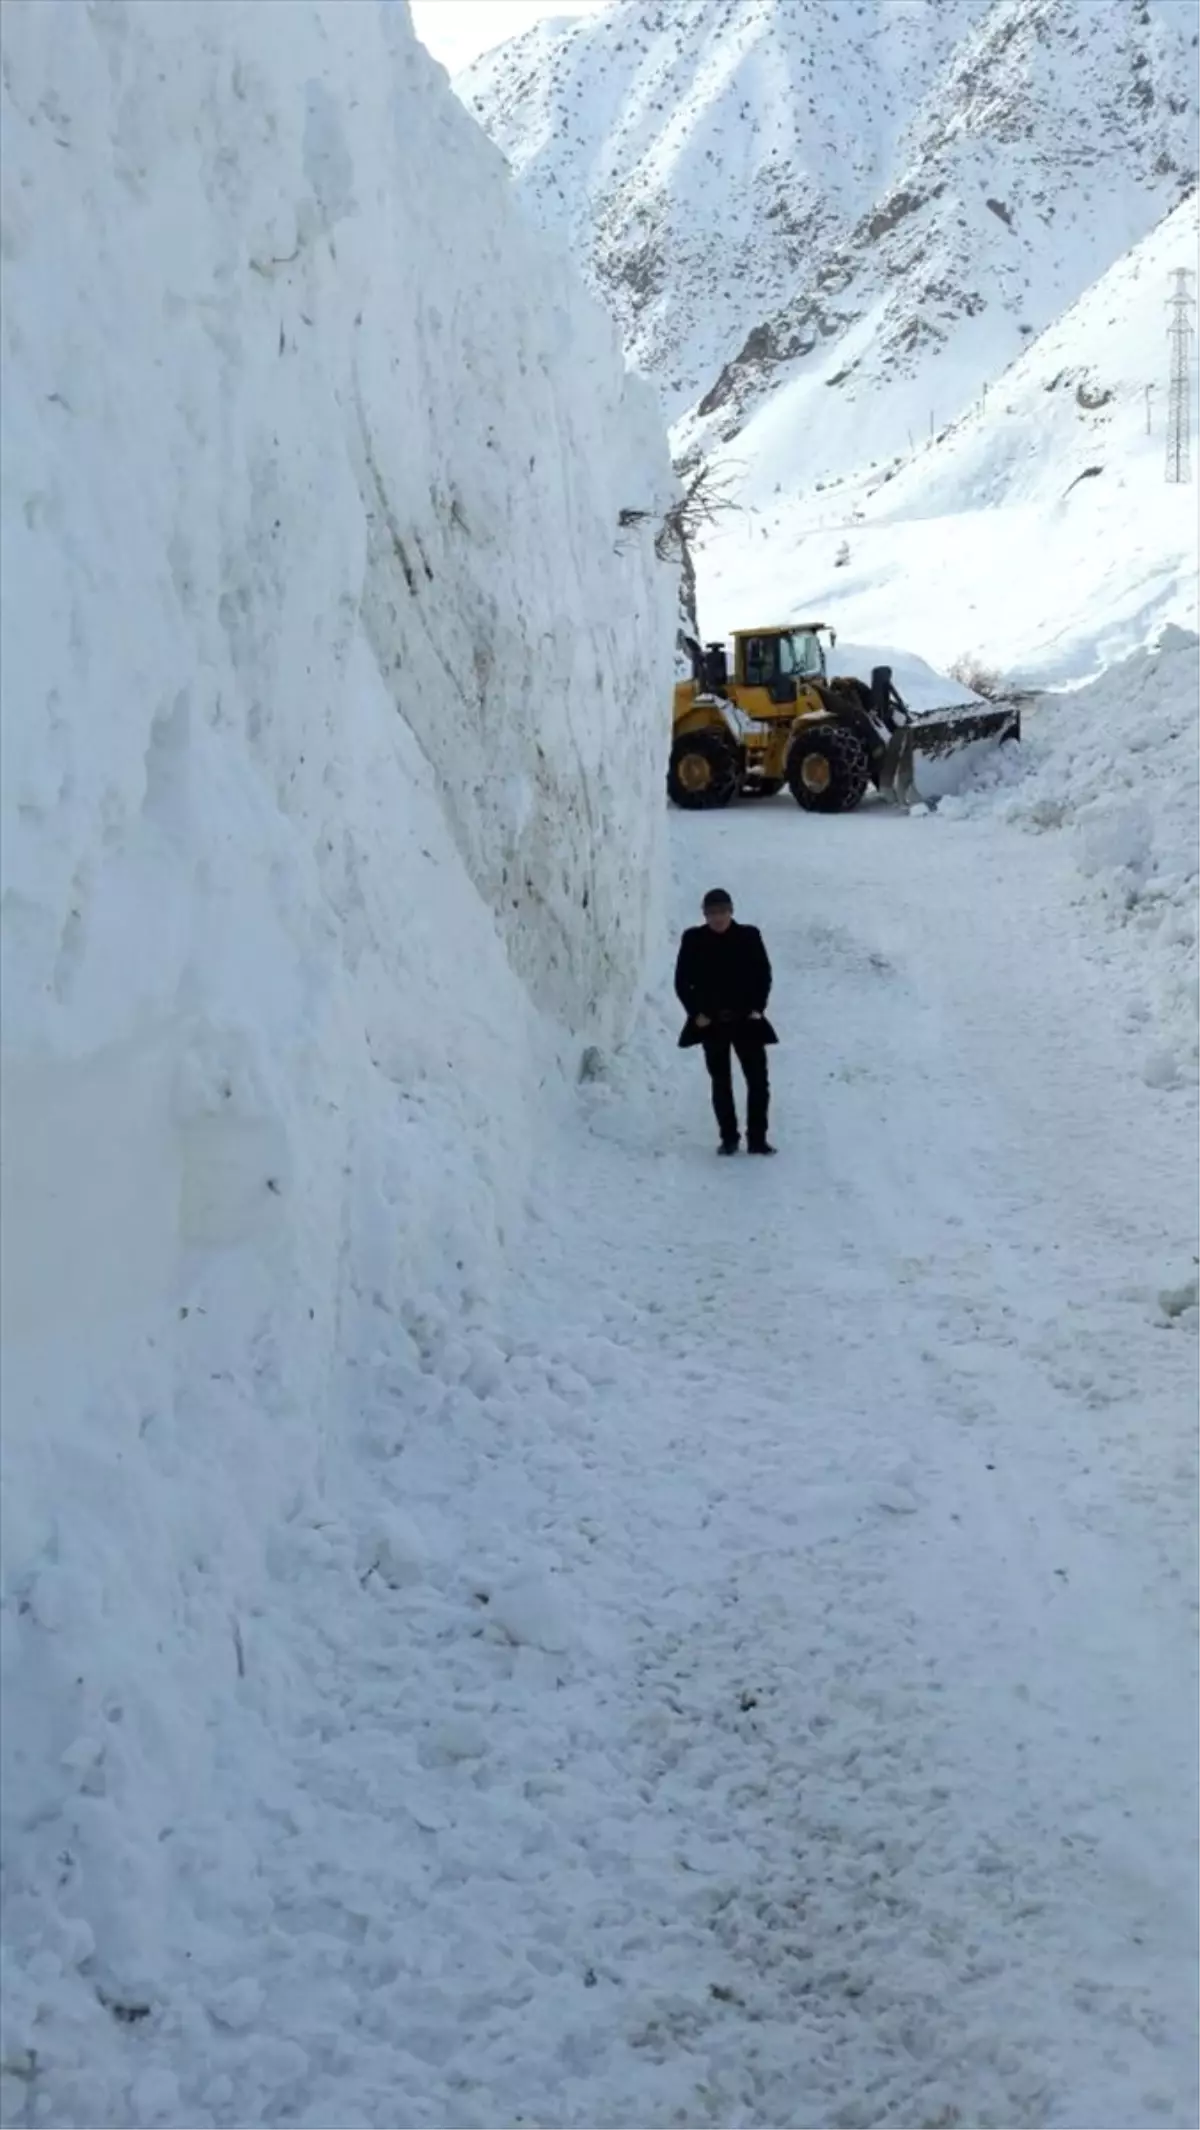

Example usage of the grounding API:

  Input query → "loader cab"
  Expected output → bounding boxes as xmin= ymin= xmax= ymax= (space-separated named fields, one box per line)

xmin=732 ymin=624 xmax=833 ymax=707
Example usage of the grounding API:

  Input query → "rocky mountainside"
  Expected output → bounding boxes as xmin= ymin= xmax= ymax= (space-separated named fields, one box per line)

xmin=460 ymin=0 xmax=1199 ymax=475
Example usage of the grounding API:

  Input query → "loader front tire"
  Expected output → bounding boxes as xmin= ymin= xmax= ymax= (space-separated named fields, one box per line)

xmin=787 ymin=724 xmax=870 ymax=814
xmin=668 ymin=731 xmax=740 ymax=810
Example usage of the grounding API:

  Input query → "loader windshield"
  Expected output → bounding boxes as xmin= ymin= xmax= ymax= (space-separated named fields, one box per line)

xmin=779 ymin=630 xmax=826 ymax=679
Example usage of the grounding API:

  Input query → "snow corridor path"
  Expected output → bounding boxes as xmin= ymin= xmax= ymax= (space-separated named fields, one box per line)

xmin=99 ymin=806 xmax=1198 ymax=2130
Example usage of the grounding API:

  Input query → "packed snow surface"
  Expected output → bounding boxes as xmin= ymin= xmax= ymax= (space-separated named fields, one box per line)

xmin=5 ymin=731 xmax=1197 ymax=2128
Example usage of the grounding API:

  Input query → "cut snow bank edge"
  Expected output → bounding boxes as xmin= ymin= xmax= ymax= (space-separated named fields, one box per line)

xmin=0 ymin=0 xmax=674 ymax=2050
xmin=941 ymin=628 xmax=1200 ymax=1091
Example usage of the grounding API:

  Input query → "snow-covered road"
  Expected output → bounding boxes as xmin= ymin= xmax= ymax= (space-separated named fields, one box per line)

xmin=42 ymin=802 xmax=1198 ymax=2130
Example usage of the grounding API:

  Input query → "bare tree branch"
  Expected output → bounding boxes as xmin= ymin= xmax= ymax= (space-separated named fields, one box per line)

xmin=654 ymin=461 xmax=743 ymax=560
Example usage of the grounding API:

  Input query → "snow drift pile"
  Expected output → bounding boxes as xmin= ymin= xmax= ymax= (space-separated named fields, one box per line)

xmin=0 ymin=0 xmax=673 ymax=2093
xmin=943 ymin=627 xmax=1200 ymax=1091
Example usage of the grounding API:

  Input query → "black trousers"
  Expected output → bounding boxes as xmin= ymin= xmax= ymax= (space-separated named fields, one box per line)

xmin=702 ymin=1027 xmax=769 ymax=1146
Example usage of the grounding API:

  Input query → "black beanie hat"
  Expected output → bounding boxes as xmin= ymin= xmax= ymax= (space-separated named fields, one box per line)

xmin=703 ymin=888 xmax=733 ymax=911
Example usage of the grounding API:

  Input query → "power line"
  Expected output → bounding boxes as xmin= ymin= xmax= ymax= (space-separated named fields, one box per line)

xmin=1165 ymin=267 xmax=1194 ymax=483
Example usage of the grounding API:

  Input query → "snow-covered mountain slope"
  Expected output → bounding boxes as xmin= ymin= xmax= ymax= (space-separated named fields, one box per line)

xmin=0 ymin=0 xmax=674 ymax=2096
xmin=460 ymin=0 xmax=981 ymax=421
xmin=460 ymin=0 xmax=1199 ymax=462
xmin=698 ymin=193 xmax=1200 ymax=681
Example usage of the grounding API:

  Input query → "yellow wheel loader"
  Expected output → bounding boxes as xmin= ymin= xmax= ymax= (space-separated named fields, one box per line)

xmin=669 ymin=625 xmax=1021 ymax=813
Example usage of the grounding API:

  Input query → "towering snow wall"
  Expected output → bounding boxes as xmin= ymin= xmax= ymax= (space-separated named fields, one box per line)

xmin=0 ymin=0 xmax=674 ymax=2068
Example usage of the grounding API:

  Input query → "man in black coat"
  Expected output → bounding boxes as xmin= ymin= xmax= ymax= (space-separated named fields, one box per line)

xmin=675 ymin=889 xmax=777 ymax=1155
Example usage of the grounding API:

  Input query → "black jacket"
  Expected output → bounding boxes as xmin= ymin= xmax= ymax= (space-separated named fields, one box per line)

xmin=674 ymin=922 xmax=777 ymax=1048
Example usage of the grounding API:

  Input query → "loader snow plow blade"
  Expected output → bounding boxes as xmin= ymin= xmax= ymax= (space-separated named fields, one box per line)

xmin=879 ymin=700 xmax=1023 ymax=807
